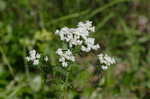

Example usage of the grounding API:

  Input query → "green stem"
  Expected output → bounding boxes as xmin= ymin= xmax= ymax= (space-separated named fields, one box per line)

xmin=64 ymin=66 xmax=71 ymax=99
xmin=23 ymin=47 xmax=30 ymax=81
xmin=0 ymin=46 xmax=15 ymax=77
xmin=96 ymin=13 xmax=115 ymax=30
xmin=50 ymin=9 xmax=90 ymax=24
xmin=87 ymin=0 xmax=129 ymax=19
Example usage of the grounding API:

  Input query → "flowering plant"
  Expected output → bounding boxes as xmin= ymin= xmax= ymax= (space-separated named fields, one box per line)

xmin=26 ymin=20 xmax=116 ymax=96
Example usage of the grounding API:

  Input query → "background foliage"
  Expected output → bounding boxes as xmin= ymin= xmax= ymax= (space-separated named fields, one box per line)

xmin=0 ymin=0 xmax=150 ymax=99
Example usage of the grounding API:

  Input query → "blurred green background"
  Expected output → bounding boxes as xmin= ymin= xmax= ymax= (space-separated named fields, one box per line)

xmin=0 ymin=0 xmax=150 ymax=99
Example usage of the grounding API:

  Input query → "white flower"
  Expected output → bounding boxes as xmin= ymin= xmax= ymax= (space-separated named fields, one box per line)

xmin=29 ymin=50 xmax=36 ymax=56
xmin=101 ymin=65 xmax=108 ymax=70
xmin=78 ymin=21 xmax=95 ymax=32
xmin=26 ymin=56 xmax=30 ymax=61
xmin=26 ymin=49 xmax=41 ymax=65
xmin=56 ymin=48 xmax=63 ymax=56
xmin=36 ymin=53 xmax=41 ymax=59
xmin=98 ymin=53 xmax=116 ymax=70
xmin=62 ymin=62 xmax=68 ymax=67
xmin=81 ymin=38 xmax=100 ymax=52
xmin=44 ymin=56 xmax=48 ymax=62
xmin=81 ymin=46 xmax=91 ymax=52
xmin=59 ymin=57 xmax=65 ymax=62
xmin=33 ymin=59 xmax=39 ymax=65
xmin=93 ymin=44 xmax=100 ymax=50
xmin=56 ymin=48 xmax=75 ymax=67
xmin=55 ymin=20 xmax=100 ymax=52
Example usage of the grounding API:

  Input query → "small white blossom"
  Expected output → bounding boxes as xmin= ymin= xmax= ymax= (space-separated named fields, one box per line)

xmin=81 ymin=38 xmax=100 ymax=52
xmin=56 ymin=48 xmax=63 ymax=56
xmin=26 ymin=56 xmax=30 ymax=61
xmin=29 ymin=50 xmax=36 ymax=56
xmin=93 ymin=44 xmax=100 ymax=50
xmin=26 ymin=49 xmax=41 ymax=65
xmin=33 ymin=59 xmax=39 ymax=65
xmin=55 ymin=20 xmax=100 ymax=52
xmin=98 ymin=53 xmax=116 ymax=70
xmin=36 ymin=53 xmax=41 ymax=59
xmin=101 ymin=65 xmax=108 ymax=70
xmin=44 ymin=56 xmax=48 ymax=62
xmin=59 ymin=57 xmax=65 ymax=62
xmin=56 ymin=48 xmax=75 ymax=67
xmin=62 ymin=62 xmax=68 ymax=67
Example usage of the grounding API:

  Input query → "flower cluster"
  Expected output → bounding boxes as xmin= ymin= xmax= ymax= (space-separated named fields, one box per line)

xmin=98 ymin=53 xmax=116 ymax=70
xmin=56 ymin=48 xmax=75 ymax=67
xmin=55 ymin=21 xmax=101 ymax=67
xmin=26 ymin=49 xmax=41 ymax=65
xmin=26 ymin=21 xmax=116 ymax=70
xmin=55 ymin=21 xmax=100 ymax=52
xmin=26 ymin=49 xmax=49 ymax=65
